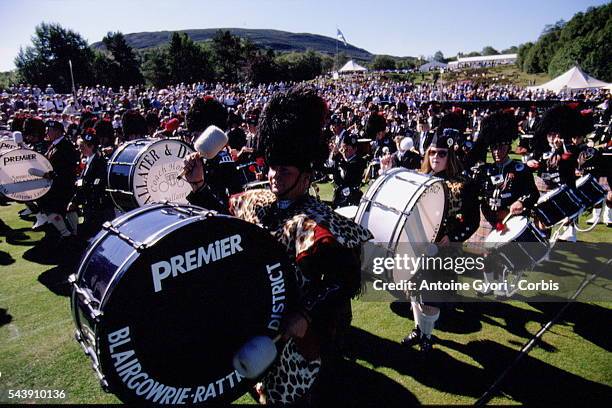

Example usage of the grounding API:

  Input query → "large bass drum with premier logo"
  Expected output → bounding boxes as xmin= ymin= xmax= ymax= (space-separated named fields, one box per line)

xmin=69 ymin=203 xmax=294 ymax=404
xmin=107 ymin=139 xmax=194 ymax=211
xmin=0 ymin=147 xmax=53 ymax=201
xmin=354 ymin=168 xmax=447 ymax=283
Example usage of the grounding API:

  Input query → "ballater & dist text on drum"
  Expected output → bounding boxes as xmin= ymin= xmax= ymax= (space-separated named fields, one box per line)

xmin=372 ymin=279 xmax=560 ymax=292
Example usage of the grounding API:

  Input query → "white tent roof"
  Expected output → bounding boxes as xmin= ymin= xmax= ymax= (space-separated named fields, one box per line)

xmin=419 ymin=61 xmax=447 ymax=72
xmin=339 ymin=60 xmax=367 ymax=72
xmin=528 ymin=65 xmax=609 ymax=92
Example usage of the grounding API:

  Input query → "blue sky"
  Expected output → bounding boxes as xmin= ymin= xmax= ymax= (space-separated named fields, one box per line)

xmin=0 ymin=0 xmax=608 ymax=72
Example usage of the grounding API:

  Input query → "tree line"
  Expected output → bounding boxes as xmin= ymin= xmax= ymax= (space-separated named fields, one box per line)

xmin=516 ymin=3 xmax=611 ymax=81
xmin=13 ymin=23 xmax=347 ymax=92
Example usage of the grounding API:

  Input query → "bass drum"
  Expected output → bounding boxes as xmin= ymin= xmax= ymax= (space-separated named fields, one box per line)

xmin=0 ymin=147 xmax=53 ymax=201
xmin=107 ymin=139 xmax=194 ymax=211
xmin=354 ymin=168 xmax=447 ymax=283
xmin=70 ymin=203 xmax=294 ymax=404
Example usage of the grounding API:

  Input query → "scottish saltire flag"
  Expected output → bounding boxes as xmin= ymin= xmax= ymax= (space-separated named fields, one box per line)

xmin=337 ymin=29 xmax=348 ymax=47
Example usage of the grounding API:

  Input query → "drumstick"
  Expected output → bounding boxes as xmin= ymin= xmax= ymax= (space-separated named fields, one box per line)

xmin=176 ymin=152 xmax=200 ymax=180
xmin=27 ymin=168 xmax=47 ymax=178
xmin=232 ymin=333 xmax=283 ymax=379
xmin=502 ymin=213 xmax=514 ymax=226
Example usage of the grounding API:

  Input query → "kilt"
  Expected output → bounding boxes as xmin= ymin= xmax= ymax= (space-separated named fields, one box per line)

xmin=534 ymin=175 xmax=556 ymax=194
xmin=466 ymin=209 xmax=508 ymax=244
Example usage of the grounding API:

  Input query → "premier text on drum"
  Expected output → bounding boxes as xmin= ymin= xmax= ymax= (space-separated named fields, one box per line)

xmin=151 ymin=234 xmax=243 ymax=293
xmin=3 ymin=153 xmax=37 ymax=166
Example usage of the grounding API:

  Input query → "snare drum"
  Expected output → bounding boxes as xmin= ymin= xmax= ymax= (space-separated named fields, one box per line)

xmin=534 ymin=185 xmax=584 ymax=227
xmin=485 ymin=216 xmax=549 ymax=271
xmin=0 ymin=147 xmax=53 ymax=201
xmin=355 ymin=168 xmax=446 ymax=282
xmin=236 ymin=161 xmax=262 ymax=187
xmin=575 ymin=174 xmax=606 ymax=209
xmin=107 ymin=139 xmax=194 ymax=211
xmin=70 ymin=203 xmax=294 ymax=404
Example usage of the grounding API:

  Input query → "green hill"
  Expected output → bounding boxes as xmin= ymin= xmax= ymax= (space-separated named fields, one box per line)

xmin=91 ymin=28 xmax=374 ymax=61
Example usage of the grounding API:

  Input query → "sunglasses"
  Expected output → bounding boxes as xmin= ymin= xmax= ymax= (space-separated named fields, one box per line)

xmin=429 ymin=149 xmax=448 ymax=158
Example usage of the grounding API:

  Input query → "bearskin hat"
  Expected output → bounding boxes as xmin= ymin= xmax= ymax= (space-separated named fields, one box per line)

xmin=93 ymin=118 xmax=114 ymax=142
xmin=122 ymin=110 xmax=148 ymax=137
xmin=186 ymin=97 xmax=227 ymax=132
xmin=365 ymin=113 xmax=387 ymax=138
xmin=535 ymin=104 xmax=586 ymax=142
xmin=479 ymin=110 xmax=518 ymax=147
xmin=437 ymin=111 xmax=467 ymax=135
xmin=256 ymin=85 xmax=328 ymax=172
xmin=22 ymin=116 xmax=45 ymax=138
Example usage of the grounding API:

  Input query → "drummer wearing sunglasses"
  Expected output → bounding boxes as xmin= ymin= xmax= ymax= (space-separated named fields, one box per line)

xmin=401 ymin=128 xmax=480 ymax=354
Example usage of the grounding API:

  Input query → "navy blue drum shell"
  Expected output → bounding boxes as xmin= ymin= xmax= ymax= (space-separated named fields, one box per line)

xmin=72 ymin=204 xmax=295 ymax=404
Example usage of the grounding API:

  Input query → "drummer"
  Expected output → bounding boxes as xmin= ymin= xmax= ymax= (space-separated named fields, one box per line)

xmin=325 ymin=132 xmax=367 ymax=209
xmin=36 ymin=120 xmax=80 ymax=250
xmin=183 ymin=85 xmax=372 ymax=405
xmin=467 ymin=111 xmax=539 ymax=292
xmin=185 ymin=96 xmax=242 ymax=211
xmin=527 ymin=105 xmax=585 ymax=241
xmin=67 ymin=130 xmax=115 ymax=241
xmin=401 ymin=129 xmax=480 ymax=353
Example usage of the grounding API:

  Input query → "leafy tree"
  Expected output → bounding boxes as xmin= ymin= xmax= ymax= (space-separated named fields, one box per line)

xmin=481 ymin=46 xmax=499 ymax=56
xmin=371 ymin=55 xmax=396 ymax=71
xmin=516 ymin=42 xmax=534 ymax=70
xmin=167 ymin=32 xmax=214 ymax=84
xmin=211 ymin=30 xmax=245 ymax=82
xmin=501 ymin=46 xmax=518 ymax=54
xmin=15 ymin=22 xmax=95 ymax=92
xmin=433 ymin=50 xmax=445 ymax=62
xmin=101 ymin=32 xmax=144 ymax=87
xmin=141 ymin=48 xmax=171 ymax=87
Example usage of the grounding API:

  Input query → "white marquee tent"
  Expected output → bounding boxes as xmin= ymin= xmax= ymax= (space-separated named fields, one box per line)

xmin=528 ymin=65 xmax=609 ymax=92
xmin=339 ymin=60 xmax=367 ymax=73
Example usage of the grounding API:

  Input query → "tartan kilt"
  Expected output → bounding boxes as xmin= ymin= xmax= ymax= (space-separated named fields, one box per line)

xmin=534 ymin=175 xmax=555 ymax=194
xmin=466 ymin=209 xmax=496 ymax=244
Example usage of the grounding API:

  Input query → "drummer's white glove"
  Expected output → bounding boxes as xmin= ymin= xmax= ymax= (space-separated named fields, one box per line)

xmin=510 ymin=200 xmax=524 ymax=215
xmin=182 ymin=152 xmax=205 ymax=191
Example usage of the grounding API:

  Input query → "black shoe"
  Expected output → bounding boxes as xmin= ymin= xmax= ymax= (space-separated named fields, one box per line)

xmin=401 ymin=327 xmax=422 ymax=347
xmin=420 ymin=336 xmax=433 ymax=353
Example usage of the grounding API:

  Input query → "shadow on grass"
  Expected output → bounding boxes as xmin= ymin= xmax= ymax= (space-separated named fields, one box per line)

xmin=0 ymin=308 xmax=13 ymax=328
xmin=0 ymin=249 xmax=15 ymax=265
xmin=313 ymin=356 xmax=420 ymax=406
xmin=38 ymin=264 xmax=73 ymax=297
xmin=440 ymin=338 xmax=612 ymax=405
xmin=347 ymin=326 xmax=611 ymax=404
xmin=528 ymin=301 xmax=612 ymax=353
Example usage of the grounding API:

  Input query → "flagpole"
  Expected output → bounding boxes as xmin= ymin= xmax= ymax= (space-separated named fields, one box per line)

xmin=68 ymin=60 xmax=77 ymax=101
xmin=335 ymin=27 xmax=339 ymax=72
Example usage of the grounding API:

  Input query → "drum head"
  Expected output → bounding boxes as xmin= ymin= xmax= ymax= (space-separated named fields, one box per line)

xmin=576 ymin=174 xmax=591 ymax=188
xmin=355 ymin=168 xmax=446 ymax=283
xmin=0 ymin=148 xmax=53 ymax=201
xmin=0 ymin=137 xmax=19 ymax=154
xmin=120 ymin=139 xmax=195 ymax=207
xmin=93 ymin=213 xmax=294 ymax=404
xmin=485 ymin=216 xmax=529 ymax=244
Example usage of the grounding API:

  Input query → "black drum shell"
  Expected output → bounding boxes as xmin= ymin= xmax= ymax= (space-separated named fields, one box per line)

xmin=534 ymin=186 xmax=584 ymax=227
xmin=71 ymin=204 xmax=295 ymax=404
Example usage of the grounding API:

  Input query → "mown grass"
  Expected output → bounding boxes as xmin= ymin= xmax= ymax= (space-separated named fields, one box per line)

xmin=1 ymin=188 xmax=610 ymax=405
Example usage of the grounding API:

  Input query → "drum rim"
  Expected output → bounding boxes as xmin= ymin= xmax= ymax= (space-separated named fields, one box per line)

xmin=355 ymin=167 xmax=446 ymax=252
xmin=107 ymin=138 xmax=194 ymax=211
xmin=0 ymin=147 xmax=53 ymax=202
xmin=485 ymin=215 xmax=530 ymax=244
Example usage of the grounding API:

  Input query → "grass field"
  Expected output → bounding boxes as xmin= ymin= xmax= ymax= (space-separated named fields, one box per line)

xmin=1 ymin=184 xmax=611 ymax=405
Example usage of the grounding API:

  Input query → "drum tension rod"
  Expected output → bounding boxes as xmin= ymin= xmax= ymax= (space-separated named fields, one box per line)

xmin=102 ymin=222 xmax=148 ymax=251
xmin=68 ymin=274 xmax=103 ymax=322
xmin=74 ymin=330 xmax=109 ymax=390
